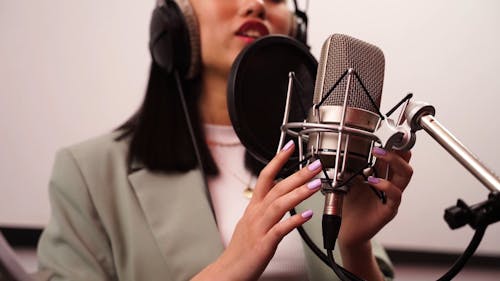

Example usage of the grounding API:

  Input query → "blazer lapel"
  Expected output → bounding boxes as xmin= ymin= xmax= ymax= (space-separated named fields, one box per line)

xmin=128 ymin=168 xmax=224 ymax=280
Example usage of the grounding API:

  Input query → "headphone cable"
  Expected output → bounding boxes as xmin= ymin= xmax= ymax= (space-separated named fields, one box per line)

xmin=173 ymin=70 xmax=217 ymax=221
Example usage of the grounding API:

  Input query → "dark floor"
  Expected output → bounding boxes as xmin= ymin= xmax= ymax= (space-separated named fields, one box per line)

xmin=394 ymin=264 xmax=500 ymax=281
xmin=13 ymin=247 xmax=500 ymax=280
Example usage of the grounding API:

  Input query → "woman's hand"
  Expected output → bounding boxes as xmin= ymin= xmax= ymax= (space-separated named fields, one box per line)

xmin=192 ymin=140 xmax=323 ymax=281
xmin=338 ymin=147 xmax=413 ymax=280
xmin=339 ymin=147 xmax=413 ymax=246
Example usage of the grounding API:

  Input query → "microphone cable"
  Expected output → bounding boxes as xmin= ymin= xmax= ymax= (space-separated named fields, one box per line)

xmin=437 ymin=225 xmax=486 ymax=281
xmin=290 ymin=161 xmax=383 ymax=281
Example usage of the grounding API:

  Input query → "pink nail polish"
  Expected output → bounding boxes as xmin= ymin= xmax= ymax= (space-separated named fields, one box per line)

xmin=281 ymin=140 xmax=294 ymax=152
xmin=308 ymin=159 xmax=322 ymax=171
xmin=307 ymin=179 xmax=322 ymax=190
xmin=373 ymin=147 xmax=387 ymax=156
xmin=368 ymin=176 xmax=380 ymax=184
xmin=301 ymin=209 xmax=313 ymax=219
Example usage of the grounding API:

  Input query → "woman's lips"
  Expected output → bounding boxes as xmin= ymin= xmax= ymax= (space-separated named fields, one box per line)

xmin=235 ymin=21 xmax=270 ymax=42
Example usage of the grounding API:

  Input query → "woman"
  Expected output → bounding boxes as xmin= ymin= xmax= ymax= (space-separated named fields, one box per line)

xmin=36 ymin=0 xmax=413 ymax=280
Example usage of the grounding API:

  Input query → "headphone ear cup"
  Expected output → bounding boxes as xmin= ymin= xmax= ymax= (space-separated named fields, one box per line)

xmin=291 ymin=6 xmax=308 ymax=45
xmin=149 ymin=0 xmax=191 ymax=77
xmin=295 ymin=19 xmax=307 ymax=45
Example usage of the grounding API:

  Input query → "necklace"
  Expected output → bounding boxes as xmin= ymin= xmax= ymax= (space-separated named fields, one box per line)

xmin=242 ymin=178 xmax=256 ymax=199
xmin=214 ymin=158 xmax=255 ymax=199
xmin=225 ymin=169 xmax=256 ymax=199
xmin=206 ymin=134 xmax=254 ymax=198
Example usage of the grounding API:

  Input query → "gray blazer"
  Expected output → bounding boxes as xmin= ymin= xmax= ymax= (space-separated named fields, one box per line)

xmin=36 ymin=132 xmax=393 ymax=281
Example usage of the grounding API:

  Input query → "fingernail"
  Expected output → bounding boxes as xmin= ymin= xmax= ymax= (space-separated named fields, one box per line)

xmin=301 ymin=209 xmax=313 ymax=219
xmin=281 ymin=140 xmax=294 ymax=152
xmin=308 ymin=159 xmax=322 ymax=171
xmin=368 ymin=176 xmax=380 ymax=184
xmin=373 ymin=147 xmax=387 ymax=156
xmin=307 ymin=178 xmax=322 ymax=190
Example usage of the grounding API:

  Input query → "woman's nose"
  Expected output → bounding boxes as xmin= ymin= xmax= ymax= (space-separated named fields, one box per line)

xmin=240 ymin=0 xmax=266 ymax=19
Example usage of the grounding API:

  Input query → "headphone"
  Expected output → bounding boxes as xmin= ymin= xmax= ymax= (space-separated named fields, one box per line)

xmin=149 ymin=0 xmax=309 ymax=80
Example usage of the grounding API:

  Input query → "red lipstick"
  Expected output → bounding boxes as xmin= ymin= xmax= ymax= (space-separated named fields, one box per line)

xmin=235 ymin=20 xmax=270 ymax=43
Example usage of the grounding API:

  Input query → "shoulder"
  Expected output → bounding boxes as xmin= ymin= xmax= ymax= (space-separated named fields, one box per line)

xmin=51 ymin=131 xmax=131 ymax=188
xmin=58 ymin=131 xmax=129 ymax=167
xmin=64 ymin=131 xmax=128 ymax=163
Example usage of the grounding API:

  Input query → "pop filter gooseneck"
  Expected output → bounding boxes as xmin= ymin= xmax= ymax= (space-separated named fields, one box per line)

xmin=227 ymin=35 xmax=317 ymax=173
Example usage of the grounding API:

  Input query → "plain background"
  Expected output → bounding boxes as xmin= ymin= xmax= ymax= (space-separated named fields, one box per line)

xmin=1 ymin=0 xmax=499 ymax=256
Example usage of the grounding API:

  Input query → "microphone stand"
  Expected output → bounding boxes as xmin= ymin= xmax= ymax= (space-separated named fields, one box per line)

xmin=405 ymin=100 xmax=500 ymax=280
xmin=279 ymin=70 xmax=500 ymax=280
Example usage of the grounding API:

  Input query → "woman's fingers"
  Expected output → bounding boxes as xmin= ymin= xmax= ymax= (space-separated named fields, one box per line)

xmin=373 ymin=147 xmax=413 ymax=191
xmin=395 ymin=149 xmax=412 ymax=162
xmin=252 ymin=140 xmax=297 ymax=200
xmin=262 ymin=209 xmax=314 ymax=247
xmin=367 ymin=176 xmax=402 ymax=211
xmin=260 ymin=178 xmax=322 ymax=230
xmin=263 ymin=159 xmax=322 ymax=205
xmin=366 ymin=148 xmax=413 ymax=218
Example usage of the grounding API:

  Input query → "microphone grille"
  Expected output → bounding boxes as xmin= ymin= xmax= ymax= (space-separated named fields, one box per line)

xmin=313 ymin=34 xmax=385 ymax=112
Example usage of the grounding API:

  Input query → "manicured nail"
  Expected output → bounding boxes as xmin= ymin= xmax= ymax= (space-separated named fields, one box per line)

xmin=373 ymin=147 xmax=387 ymax=156
xmin=307 ymin=179 xmax=322 ymax=190
xmin=301 ymin=209 xmax=313 ymax=219
xmin=308 ymin=159 xmax=322 ymax=171
xmin=368 ymin=176 xmax=380 ymax=184
xmin=281 ymin=140 xmax=294 ymax=152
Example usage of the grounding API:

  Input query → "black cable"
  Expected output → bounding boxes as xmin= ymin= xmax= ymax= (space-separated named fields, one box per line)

xmin=280 ymin=155 xmax=312 ymax=178
xmin=298 ymin=198 xmax=485 ymax=281
xmin=315 ymin=69 xmax=384 ymax=121
xmin=437 ymin=225 xmax=487 ymax=281
xmin=289 ymin=158 xmax=387 ymax=281
xmin=385 ymin=93 xmax=413 ymax=117
xmin=173 ymin=70 xmax=216 ymax=220
xmin=330 ymin=250 xmax=369 ymax=281
xmin=328 ymin=249 xmax=354 ymax=280
xmin=291 ymin=211 xmax=333 ymax=269
xmin=352 ymin=71 xmax=384 ymax=119
xmin=339 ymin=162 xmax=386 ymax=203
xmin=317 ymin=69 xmax=349 ymax=108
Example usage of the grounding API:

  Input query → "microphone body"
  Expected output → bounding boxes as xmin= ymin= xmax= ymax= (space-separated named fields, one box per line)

xmin=307 ymin=34 xmax=385 ymax=185
xmin=306 ymin=34 xmax=386 ymax=251
xmin=276 ymin=34 xmax=411 ymax=253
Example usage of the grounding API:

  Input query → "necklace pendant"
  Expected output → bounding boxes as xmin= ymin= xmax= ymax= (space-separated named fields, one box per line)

xmin=243 ymin=186 xmax=254 ymax=199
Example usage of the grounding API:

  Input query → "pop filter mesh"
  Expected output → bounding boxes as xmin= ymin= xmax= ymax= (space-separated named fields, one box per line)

xmin=228 ymin=35 xmax=317 ymax=166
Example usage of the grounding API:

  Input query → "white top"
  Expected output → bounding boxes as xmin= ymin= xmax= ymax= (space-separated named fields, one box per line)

xmin=205 ymin=124 xmax=308 ymax=281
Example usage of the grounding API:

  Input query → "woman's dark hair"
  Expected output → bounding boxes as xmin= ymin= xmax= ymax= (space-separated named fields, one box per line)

xmin=116 ymin=62 xmax=264 ymax=176
xmin=117 ymin=62 xmax=218 ymax=175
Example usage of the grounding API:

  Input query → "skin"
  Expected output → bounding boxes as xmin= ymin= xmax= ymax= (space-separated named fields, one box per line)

xmin=193 ymin=0 xmax=291 ymax=125
xmin=188 ymin=0 xmax=414 ymax=280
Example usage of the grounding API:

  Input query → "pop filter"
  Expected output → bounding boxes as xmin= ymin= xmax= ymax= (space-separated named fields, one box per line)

xmin=227 ymin=35 xmax=317 ymax=170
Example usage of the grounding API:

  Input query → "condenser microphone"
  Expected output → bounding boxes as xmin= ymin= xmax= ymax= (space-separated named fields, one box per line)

xmin=308 ymin=34 xmax=385 ymax=190
xmin=305 ymin=34 xmax=386 ymax=253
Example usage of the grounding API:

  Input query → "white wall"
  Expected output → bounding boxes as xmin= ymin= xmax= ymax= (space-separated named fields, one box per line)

xmin=306 ymin=0 xmax=500 ymax=255
xmin=1 ymin=0 xmax=499 ymax=255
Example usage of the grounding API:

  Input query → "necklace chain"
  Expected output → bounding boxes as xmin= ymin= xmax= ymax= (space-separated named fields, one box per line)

xmin=206 ymin=138 xmax=254 ymax=199
xmin=216 ymin=160 xmax=255 ymax=199
xmin=226 ymin=169 xmax=255 ymax=199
